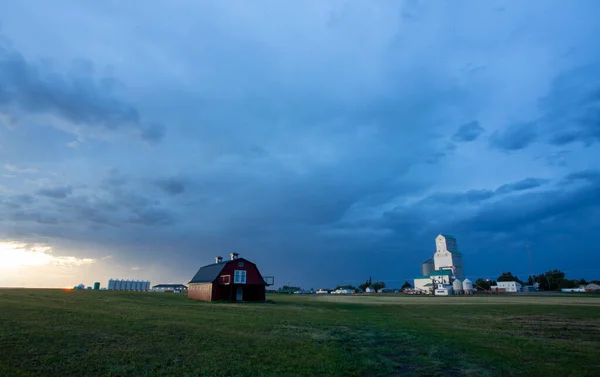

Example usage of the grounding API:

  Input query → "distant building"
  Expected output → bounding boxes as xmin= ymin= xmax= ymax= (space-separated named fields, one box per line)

xmin=188 ymin=254 xmax=274 ymax=302
xmin=414 ymin=270 xmax=453 ymax=291
xmin=152 ymin=284 xmax=188 ymax=292
xmin=365 ymin=287 xmax=375 ymax=293
xmin=434 ymin=234 xmax=465 ymax=280
xmin=108 ymin=279 xmax=150 ymax=291
xmin=492 ymin=281 xmax=522 ymax=292
xmin=561 ymin=287 xmax=586 ymax=293
xmin=585 ymin=283 xmax=600 ymax=291
xmin=413 ymin=234 xmax=466 ymax=293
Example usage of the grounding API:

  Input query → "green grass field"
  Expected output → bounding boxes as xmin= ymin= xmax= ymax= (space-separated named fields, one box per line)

xmin=1 ymin=290 xmax=599 ymax=377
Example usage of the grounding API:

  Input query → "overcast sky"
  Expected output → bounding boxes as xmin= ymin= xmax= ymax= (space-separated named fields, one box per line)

xmin=1 ymin=1 xmax=599 ymax=289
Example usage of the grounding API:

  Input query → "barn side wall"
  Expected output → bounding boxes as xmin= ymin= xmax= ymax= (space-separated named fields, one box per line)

xmin=212 ymin=283 xmax=234 ymax=301
xmin=188 ymin=283 xmax=213 ymax=301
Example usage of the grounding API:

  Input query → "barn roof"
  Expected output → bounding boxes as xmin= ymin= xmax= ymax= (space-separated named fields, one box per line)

xmin=152 ymin=284 xmax=187 ymax=289
xmin=188 ymin=262 xmax=228 ymax=284
xmin=188 ymin=258 xmax=259 ymax=284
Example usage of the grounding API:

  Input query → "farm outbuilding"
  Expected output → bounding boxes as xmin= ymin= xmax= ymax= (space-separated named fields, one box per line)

xmin=152 ymin=284 xmax=188 ymax=292
xmin=188 ymin=253 xmax=274 ymax=302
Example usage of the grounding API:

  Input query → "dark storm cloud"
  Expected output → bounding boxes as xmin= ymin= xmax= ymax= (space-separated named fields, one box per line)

xmin=489 ymin=123 xmax=538 ymax=151
xmin=421 ymin=189 xmax=495 ymax=205
xmin=542 ymin=65 xmax=600 ymax=146
xmin=4 ymin=179 xmax=176 ymax=231
xmin=452 ymin=121 xmax=484 ymax=142
xmin=561 ymin=169 xmax=600 ymax=184
xmin=129 ymin=208 xmax=173 ymax=226
xmin=154 ymin=177 xmax=186 ymax=196
xmin=100 ymin=169 xmax=129 ymax=188
xmin=465 ymin=176 xmax=600 ymax=233
xmin=494 ymin=64 xmax=600 ymax=150
xmin=37 ymin=186 xmax=72 ymax=199
xmin=495 ymin=178 xmax=548 ymax=194
xmin=9 ymin=210 xmax=60 ymax=225
xmin=0 ymin=39 xmax=164 ymax=142
xmin=2 ymin=1 xmax=600 ymax=288
xmin=0 ymin=194 xmax=36 ymax=209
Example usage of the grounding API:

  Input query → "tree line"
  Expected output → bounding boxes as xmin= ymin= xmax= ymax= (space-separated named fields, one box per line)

xmin=475 ymin=269 xmax=598 ymax=291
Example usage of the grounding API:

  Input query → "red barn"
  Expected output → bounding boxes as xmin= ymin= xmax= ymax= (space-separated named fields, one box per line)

xmin=188 ymin=253 xmax=273 ymax=302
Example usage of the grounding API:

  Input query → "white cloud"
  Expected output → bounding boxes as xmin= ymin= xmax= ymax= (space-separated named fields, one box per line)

xmin=0 ymin=241 xmax=96 ymax=269
xmin=4 ymin=164 xmax=38 ymax=173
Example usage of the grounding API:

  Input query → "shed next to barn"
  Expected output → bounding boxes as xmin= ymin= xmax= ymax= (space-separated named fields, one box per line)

xmin=188 ymin=253 xmax=274 ymax=302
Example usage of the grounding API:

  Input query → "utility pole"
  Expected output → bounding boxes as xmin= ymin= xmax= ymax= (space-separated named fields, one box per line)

xmin=526 ymin=244 xmax=533 ymax=282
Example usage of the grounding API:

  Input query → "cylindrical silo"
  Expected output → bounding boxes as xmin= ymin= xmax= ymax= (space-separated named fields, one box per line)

xmin=463 ymin=278 xmax=474 ymax=295
xmin=124 ymin=280 xmax=131 ymax=291
xmin=135 ymin=280 xmax=142 ymax=291
xmin=452 ymin=279 xmax=463 ymax=295
xmin=145 ymin=281 xmax=150 ymax=291
xmin=421 ymin=259 xmax=434 ymax=277
xmin=118 ymin=279 xmax=124 ymax=290
xmin=108 ymin=279 xmax=114 ymax=290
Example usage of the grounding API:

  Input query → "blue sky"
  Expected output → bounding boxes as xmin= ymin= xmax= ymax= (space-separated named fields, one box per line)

xmin=1 ymin=1 xmax=599 ymax=288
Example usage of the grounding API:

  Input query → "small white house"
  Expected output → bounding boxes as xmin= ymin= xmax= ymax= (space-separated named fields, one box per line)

xmin=365 ymin=287 xmax=375 ymax=293
xmin=495 ymin=281 xmax=522 ymax=292
xmin=316 ymin=289 xmax=329 ymax=294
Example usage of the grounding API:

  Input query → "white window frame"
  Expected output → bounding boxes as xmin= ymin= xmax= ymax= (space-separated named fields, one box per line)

xmin=234 ymin=270 xmax=247 ymax=284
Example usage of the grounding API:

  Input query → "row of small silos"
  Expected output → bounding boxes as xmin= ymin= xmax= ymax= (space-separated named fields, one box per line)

xmin=452 ymin=278 xmax=474 ymax=295
xmin=107 ymin=279 xmax=151 ymax=291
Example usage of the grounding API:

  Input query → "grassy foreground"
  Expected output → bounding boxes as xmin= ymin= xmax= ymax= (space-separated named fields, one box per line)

xmin=0 ymin=290 xmax=599 ymax=377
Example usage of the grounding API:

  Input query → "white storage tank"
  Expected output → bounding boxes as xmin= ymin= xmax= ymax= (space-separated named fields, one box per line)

xmin=114 ymin=279 xmax=120 ymax=290
xmin=452 ymin=279 xmax=463 ymax=295
xmin=421 ymin=259 xmax=434 ymax=277
xmin=146 ymin=281 xmax=151 ymax=291
xmin=137 ymin=280 xmax=143 ymax=291
xmin=133 ymin=280 xmax=139 ymax=291
xmin=125 ymin=280 xmax=131 ymax=291
xmin=463 ymin=278 xmax=474 ymax=295
xmin=108 ymin=279 xmax=114 ymax=290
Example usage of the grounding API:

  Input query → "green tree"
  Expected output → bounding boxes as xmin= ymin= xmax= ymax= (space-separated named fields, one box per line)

xmin=359 ymin=277 xmax=372 ymax=291
xmin=475 ymin=278 xmax=496 ymax=291
xmin=372 ymin=281 xmax=386 ymax=291
xmin=497 ymin=272 xmax=524 ymax=285
xmin=544 ymin=270 xmax=567 ymax=290
xmin=401 ymin=281 xmax=413 ymax=290
xmin=279 ymin=286 xmax=301 ymax=293
xmin=335 ymin=285 xmax=357 ymax=291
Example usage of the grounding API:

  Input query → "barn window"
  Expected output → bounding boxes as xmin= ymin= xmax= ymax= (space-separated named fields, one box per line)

xmin=234 ymin=270 xmax=247 ymax=284
xmin=237 ymin=261 xmax=244 ymax=267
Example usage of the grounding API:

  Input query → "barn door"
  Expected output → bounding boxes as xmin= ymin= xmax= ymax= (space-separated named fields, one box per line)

xmin=236 ymin=286 xmax=243 ymax=301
